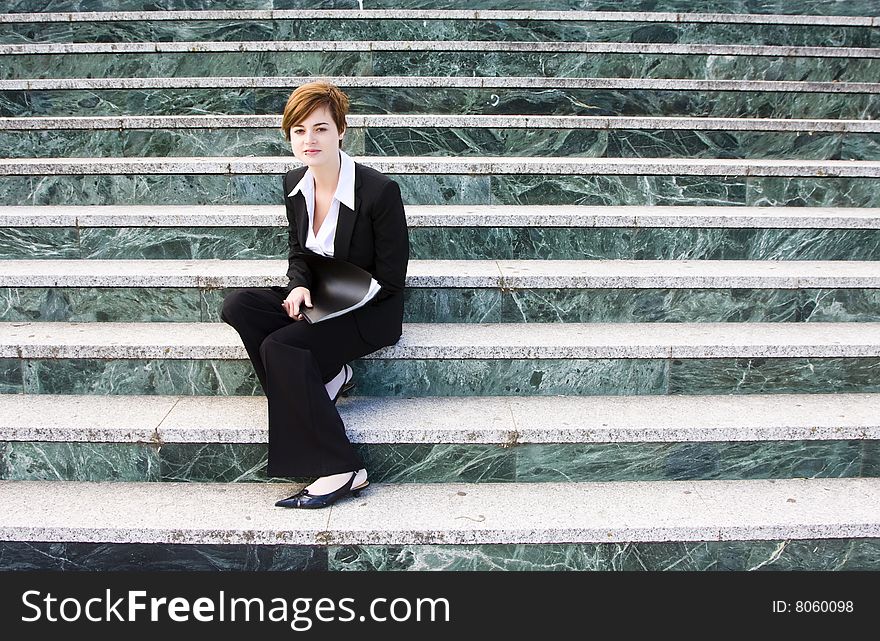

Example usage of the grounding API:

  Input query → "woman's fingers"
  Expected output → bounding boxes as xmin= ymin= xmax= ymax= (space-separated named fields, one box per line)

xmin=282 ymin=287 xmax=312 ymax=319
xmin=282 ymin=298 xmax=304 ymax=320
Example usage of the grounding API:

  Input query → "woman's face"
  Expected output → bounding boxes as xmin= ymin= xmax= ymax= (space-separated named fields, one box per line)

xmin=289 ymin=105 xmax=345 ymax=169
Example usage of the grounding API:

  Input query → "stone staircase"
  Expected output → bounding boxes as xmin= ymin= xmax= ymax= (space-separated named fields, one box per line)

xmin=0 ymin=1 xmax=879 ymax=571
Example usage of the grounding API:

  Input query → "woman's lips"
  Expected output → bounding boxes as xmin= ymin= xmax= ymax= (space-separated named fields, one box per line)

xmin=304 ymin=150 xmax=320 ymax=155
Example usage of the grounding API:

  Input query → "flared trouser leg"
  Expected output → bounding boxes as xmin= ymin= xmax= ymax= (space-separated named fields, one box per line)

xmin=219 ymin=288 xmax=290 ymax=393
xmin=220 ymin=287 xmax=373 ymax=477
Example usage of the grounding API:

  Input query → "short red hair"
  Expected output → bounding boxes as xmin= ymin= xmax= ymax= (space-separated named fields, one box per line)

xmin=280 ymin=81 xmax=349 ymax=148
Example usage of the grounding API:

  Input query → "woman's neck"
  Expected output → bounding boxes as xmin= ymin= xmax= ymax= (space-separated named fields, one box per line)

xmin=310 ymin=149 xmax=341 ymax=192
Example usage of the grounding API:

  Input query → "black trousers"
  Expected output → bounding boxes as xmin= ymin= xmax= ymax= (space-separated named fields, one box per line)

xmin=220 ymin=287 xmax=373 ymax=478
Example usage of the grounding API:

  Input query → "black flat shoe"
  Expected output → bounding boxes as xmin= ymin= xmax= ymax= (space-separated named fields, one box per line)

xmin=332 ymin=364 xmax=354 ymax=404
xmin=275 ymin=471 xmax=368 ymax=509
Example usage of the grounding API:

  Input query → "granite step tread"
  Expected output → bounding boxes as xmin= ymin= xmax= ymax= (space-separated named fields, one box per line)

xmin=0 ymin=477 xmax=877 ymax=545
xmin=2 ymin=10 xmax=875 ymax=27
xmin=3 ymin=259 xmax=880 ymax=289
xmin=3 ymin=204 xmax=878 ymax=229
xmin=2 ymin=321 xmax=880 ymax=359
xmin=2 ymin=76 xmax=876 ymax=93
xmin=4 ymin=156 xmax=880 ymax=177
xmin=5 ymin=114 xmax=880 ymax=133
xmin=4 ymin=40 xmax=879 ymax=58
xmin=1 ymin=392 xmax=877 ymax=444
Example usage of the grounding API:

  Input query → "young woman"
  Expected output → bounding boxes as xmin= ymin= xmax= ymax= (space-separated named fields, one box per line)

xmin=221 ymin=81 xmax=409 ymax=509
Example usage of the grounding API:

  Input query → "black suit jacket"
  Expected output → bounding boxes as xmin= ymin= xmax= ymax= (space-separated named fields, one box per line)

xmin=281 ymin=161 xmax=410 ymax=348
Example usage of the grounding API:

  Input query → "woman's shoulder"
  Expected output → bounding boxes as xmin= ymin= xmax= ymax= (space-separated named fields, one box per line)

xmin=282 ymin=166 xmax=309 ymax=194
xmin=284 ymin=166 xmax=308 ymax=182
xmin=354 ymin=161 xmax=396 ymax=189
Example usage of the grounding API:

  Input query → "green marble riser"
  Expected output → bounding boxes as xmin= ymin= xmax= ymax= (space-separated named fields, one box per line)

xmin=2 ymin=538 xmax=879 ymax=571
xmin=5 ymin=0 xmax=880 ymax=17
xmin=3 ymin=175 xmax=880 ymax=207
xmin=5 ymin=53 xmax=880 ymax=83
xmin=3 ymin=287 xmax=879 ymax=324
xmin=2 ymin=21 xmax=877 ymax=48
xmin=1 ymin=440 xmax=877 ymax=484
xmin=2 ymin=357 xmax=879 ymax=396
xmin=4 ymin=89 xmax=879 ymax=121
xmin=5 ymin=129 xmax=880 ymax=161
xmin=4 ymin=227 xmax=880 ymax=262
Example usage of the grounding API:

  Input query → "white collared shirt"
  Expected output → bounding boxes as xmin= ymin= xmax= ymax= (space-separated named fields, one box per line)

xmin=287 ymin=148 xmax=355 ymax=257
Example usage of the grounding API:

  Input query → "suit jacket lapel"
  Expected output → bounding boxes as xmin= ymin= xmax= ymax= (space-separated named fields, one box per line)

xmin=333 ymin=163 xmax=361 ymax=262
xmin=294 ymin=192 xmax=309 ymax=247
xmin=288 ymin=168 xmax=310 ymax=247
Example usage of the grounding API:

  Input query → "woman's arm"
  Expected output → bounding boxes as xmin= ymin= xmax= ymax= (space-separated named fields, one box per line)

xmin=283 ymin=174 xmax=312 ymax=293
xmin=369 ymin=179 xmax=409 ymax=303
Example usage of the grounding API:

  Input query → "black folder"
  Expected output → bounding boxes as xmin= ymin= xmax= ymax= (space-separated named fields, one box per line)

xmin=299 ymin=253 xmax=381 ymax=324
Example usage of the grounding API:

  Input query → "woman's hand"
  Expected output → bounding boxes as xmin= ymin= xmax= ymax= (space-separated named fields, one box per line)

xmin=282 ymin=286 xmax=312 ymax=320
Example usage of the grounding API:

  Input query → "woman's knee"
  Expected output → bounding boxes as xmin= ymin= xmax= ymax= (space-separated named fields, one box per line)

xmin=259 ymin=320 xmax=319 ymax=358
xmin=259 ymin=333 xmax=310 ymax=365
xmin=220 ymin=289 xmax=259 ymax=326
xmin=258 ymin=334 xmax=274 ymax=361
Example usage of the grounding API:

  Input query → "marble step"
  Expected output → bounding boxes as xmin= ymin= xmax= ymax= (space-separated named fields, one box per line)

xmin=4 ymin=50 xmax=878 ymax=84
xmin=2 ymin=130 xmax=875 ymax=161
xmin=5 ymin=260 xmax=879 ymax=324
xmin=5 ymin=80 xmax=878 ymax=122
xmin=6 ymin=280 xmax=880 ymax=324
xmin=5 ymin=41 xmax=880 ymax=58
xmin=3 ymin=0 xmax=878 ymax=18
xmin=2 ymin=321 xmax=879 ymax=360
xmin=3 ymin=393 xmax=878 ymax=484
xmin=2 ymin=15 xmax=876 ymax=52
xmin=4 ymin=204 xmax=878 ymax=228
xmin=0 ymin=477 xmax=878 ymax=548
xmin=5 ymin=352 xmax=876 ymax=398
xmin=2 ymin=175 xmax=877 ymax=208
xmin=2 ymin=479 xmax=879 ymax=569
xmin=5 ymin=114 xmax=879 ymax=132
xmin=3 ymin=156 xmax=880 ymax=177
xmin=5 ymin=207 xmax=879 ymax=262
xmin=4 ymin=113 xmax=880 ymax=135
xmin=7 ymin=131 xmax=878 ymax=161
xmin=4 ymin=76 xmax=878 ymax=93
xmin=5 ymin=223 xmax=878 ymax=263
xmin=4 ymin=392 xmax=878 ymax=444
xmin=4 ymin=426 xmax=878 ymax=484
xmin=2 ymin=9 xmax=876 ymax=26
xmin=3 ymin=156 xmax=879 ymax=208
xmin=4 ymin=259 xmax=880 ymax=289
xmin=4 ymin=115 xmax=879 ymax=160
xmin=5 ymin=156 xmax=876 ymax=208
xmin=3 ymin=322 xmax=879 ymax=397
